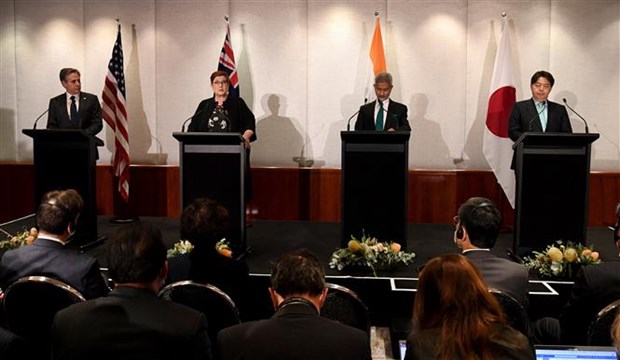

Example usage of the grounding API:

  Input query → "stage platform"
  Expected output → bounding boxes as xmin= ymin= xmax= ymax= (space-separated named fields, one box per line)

xmin=2 ymin=214 xmax=618 ymax=355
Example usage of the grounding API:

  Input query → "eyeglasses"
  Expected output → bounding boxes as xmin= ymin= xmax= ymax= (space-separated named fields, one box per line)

xmin=213 ymin=81 xmax=228 ymax=86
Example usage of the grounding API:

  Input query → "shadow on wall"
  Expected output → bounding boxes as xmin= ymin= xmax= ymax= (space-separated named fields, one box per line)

xmin=408 ymin=94 xmax=452 ymax=169
xmin=105 ymin=24 xmax=167 ymax=166
xmin=252 ymin=94 xmax=306 ymax=167
xmin=556 ymin=90 xmax=620 ymax=170
xmin=324 ymin=93 xmax=364 ymax=168
xmin=0 ymin=108 xmax=18 ymax=161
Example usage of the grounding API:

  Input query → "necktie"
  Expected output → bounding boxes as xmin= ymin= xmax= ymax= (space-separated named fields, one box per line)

xmin=538 ymin=102 xmax=547 ymax=132
xmin=375 ymin=100 xmax=384 ymax=131
xmin=70 ymin=96 xmax=78 ymax=124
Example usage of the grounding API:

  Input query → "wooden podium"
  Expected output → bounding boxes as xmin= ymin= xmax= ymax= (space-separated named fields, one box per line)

xmin=340 ymin=131 xmax=410 ymax=250
xmin=513 ymin=132 xmax=599 ymax=255
xmin=22 ymin=129 xmax=100 ymax=247
xmin=173 ymin=132 xmax=247 ymax=253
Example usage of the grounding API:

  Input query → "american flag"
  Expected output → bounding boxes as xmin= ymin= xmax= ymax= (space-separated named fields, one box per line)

xmin=101 ymin=24 xmax=130 ymax=202
xmin=218 ymin=19 xmax=239 ymax=97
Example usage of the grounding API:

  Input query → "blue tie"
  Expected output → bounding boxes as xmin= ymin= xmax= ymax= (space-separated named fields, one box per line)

xmin=70 ymin=96 xmax=78 ymax=124
xmin=538 ymin=102 xmax=547 ymax=132
xmin=375 ymin=100 xmax=384 ymax=131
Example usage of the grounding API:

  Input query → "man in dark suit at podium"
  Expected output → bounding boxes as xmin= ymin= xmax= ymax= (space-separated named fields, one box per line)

xmin=508 ymin=70 xmax=572 ymax=168
xmin=355 ymin=72 xmax=410 ymax=131
xmin=47 ymin=68 xmax=103 ymax=138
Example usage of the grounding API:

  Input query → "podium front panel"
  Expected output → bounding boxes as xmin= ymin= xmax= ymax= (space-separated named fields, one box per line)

xmin=179 ymin=140 xmax=246 ymax=253
xmin=514 ymin=139 xmax=592 ymax=255
xmin=341 ymin=132 xmax=409 ymax=250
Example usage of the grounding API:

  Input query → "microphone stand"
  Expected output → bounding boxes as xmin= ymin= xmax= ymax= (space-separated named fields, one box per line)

xmin=562 ymin=98 xmax=589 ymax=133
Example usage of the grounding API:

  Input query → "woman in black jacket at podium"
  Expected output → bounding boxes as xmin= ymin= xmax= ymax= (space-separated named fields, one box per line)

xmin=188 ymin=70 xmax=256 ymax=199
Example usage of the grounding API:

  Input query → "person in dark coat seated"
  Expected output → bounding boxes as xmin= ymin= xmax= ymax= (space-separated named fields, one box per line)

xmin=167 ymin=198 xmax=250 ymax=319
xmin=217 ymin=249 xmax=371 ymax=360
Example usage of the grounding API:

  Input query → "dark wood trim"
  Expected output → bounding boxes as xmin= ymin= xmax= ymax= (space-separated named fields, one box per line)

xmin=1 ymin=163 xmax=617 ymax=227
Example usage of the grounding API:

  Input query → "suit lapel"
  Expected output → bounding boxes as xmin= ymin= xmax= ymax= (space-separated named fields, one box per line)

xmin=526 ymin=99 xmax=541 ymax=132
xmin=56 ymin=95 xmax=71 ymax=124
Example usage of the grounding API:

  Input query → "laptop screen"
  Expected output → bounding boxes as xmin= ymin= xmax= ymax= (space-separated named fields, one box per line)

xmin=534 ymin=345 xmax=618 ymax=360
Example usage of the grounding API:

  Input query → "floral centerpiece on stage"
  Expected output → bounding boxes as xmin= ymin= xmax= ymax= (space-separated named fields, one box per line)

xmin=523 ymin=240 xmax=601 ymax=280
xmin=329 ymin=232 xmax=415 ymax=276
xmin=0 ymin=227 xmax=38 ymax=251
xmin=167 ymin=240 xmax=194 ymax=258
xmin=167 ymin=238 xmax=232 ymax=258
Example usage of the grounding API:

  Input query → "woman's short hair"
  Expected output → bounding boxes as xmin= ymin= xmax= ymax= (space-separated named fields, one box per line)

xmin=210 ymin=70 xmax=230 ymax=84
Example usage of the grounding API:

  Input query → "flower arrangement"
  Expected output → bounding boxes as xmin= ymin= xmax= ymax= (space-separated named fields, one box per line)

xmin=167 ymin=238 xmax=233 ymax=258
xmin=166 ymin=240 xmax=194 ymax=258
xmin=523 ymin=240 xmax=601 ymax=279
xmin=329 ymin=232 xmax=415 ymax=276
xmin=0 ymin=227 xmax=38 ymax=251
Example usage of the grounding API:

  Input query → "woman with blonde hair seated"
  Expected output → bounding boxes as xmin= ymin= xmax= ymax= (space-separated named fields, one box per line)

xmin=405 ymin=254 xmax=534 ymax=360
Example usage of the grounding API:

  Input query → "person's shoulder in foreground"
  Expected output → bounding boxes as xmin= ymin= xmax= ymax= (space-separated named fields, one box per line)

xmin=216 ymin=248 xmax=371 ymax=360
xmin=52 ymin=222 xmax=212 ymax=360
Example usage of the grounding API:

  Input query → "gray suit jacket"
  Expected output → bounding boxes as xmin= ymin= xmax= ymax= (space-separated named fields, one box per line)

xmin=463 ymin=250 xmax=529 ymax=307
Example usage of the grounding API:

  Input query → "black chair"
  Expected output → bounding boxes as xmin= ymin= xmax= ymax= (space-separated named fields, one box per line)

xmin=2 ymin=276 xmax=85 ymax=358
xmin=321 ymin=283 xmax=371 ymax=335
xmin=489 ymin=289 xmax=530 ymax=337
xmin=158 ymin=280 xmax=241 ymax=345
xmin=587 ymin=299 xmax=620 ymax=346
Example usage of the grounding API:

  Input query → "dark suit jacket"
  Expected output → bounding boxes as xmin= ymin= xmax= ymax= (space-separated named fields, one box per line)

xmin=0 ymin=238 xmax=109 ymax=299
xmin=508 ymin=99 xmax=572 ymax=168
xmin=52 ymin=286 xmax=212 ymax=360
xmin=463 ymin=250 xmax=530 ymax=307
xmin=217 ymin=302 xmax=371 ymax=360
xmin=47 ymin=92 xmax=103 ymax=138
xmin=188 ymin=96 xmax=256 ymax=142
xmin=167 ymin=250 xmax=250 ymax=320
xmin=559 ymin=260 xmax=620 ymax=345
xmin=355 ymin=99 xmax=410 ymax=131
xmin=405 ymin=324 xmax=534 ymax=360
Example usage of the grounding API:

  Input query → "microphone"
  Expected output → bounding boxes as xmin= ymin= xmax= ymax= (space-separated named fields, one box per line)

xmin=527 ymin=101 xmax=546 ymax=131
xmin=33 ymin=109 xmax=49 ymax=129
xmin=346 ymin=97 xmax=368 ymax=131
xmin=563 ymin=98 xmax=589 ymax=133
xmin=181 ymin=106 xmax=209 ymax=132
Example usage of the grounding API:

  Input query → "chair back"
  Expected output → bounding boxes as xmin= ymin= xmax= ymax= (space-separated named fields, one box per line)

xmin=587 ymin=299 xmax=620 ymax=346
xmin=321 ymin=283 xmax=371 ymax=334
xmin=489 ymin=289 xmax=530 ymax=337
xmin=158 ymin=280 xmax=241 ymax=344
xmin=2 ymin=276 xmax=85 ymax=357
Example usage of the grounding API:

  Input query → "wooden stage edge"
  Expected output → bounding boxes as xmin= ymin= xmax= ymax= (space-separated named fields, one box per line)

xmin=1 ymin=163 xmax=618 ymax=227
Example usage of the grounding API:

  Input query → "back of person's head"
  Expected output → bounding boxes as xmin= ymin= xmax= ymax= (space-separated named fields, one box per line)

xmin=180 ymin=198 xmax=229 ymax=251
xmin=107 ymin=222 xmax=166 ymax=285
xmin=36 ymin=189 xmax=83 ymax=235
xmin=457 ymin=197 xmax=502 ymax=248
xmin=270 ymin=249 xmax=325 ymax=298
xmin=414 ymin=254 xmax=505 ymax=360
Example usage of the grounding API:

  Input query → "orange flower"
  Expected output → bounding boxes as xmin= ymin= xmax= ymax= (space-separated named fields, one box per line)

xmin=591 ymin=251 xmax=599 ymax=261
xmin=391 ymin=243 xmax=401 ymax=253
xmin=547 ymin=246 xmax=563 ymax=262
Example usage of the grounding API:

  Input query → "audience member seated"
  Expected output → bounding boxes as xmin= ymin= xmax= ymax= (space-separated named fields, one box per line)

xmin=535 ymin=215 xmax=620 ymax=345
xmin=167 ymin=198 xmax=250 ymax=319
xmin=51 ymin=222 xmax=212 ymax=360
xmin=453 ymin=197 xmax=529 ymax=307
xmin=0 ymin=189 xmax=109 ymax=299
xmin=405 ymin=253 xmax=534 ymax=360
xmin=217 ymin=249 xmax=371 ymax=360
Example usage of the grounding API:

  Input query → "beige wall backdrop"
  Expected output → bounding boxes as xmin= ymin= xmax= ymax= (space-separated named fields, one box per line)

xmin=1 ymin=0 xmax=619 ymax=171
